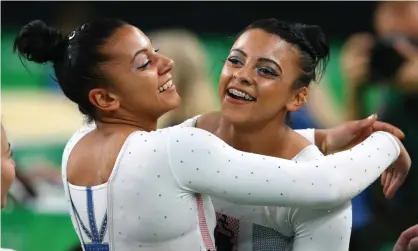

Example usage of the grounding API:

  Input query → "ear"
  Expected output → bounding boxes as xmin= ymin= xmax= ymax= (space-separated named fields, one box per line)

xmin=286 ymin=87 xmax=308 ymax=112
xmin=88 ymin=88 xmax=120 ymax=112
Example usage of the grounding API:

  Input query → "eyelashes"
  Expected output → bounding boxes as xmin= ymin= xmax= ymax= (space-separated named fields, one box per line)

xmin=136 ymin=48 xmax=160 ymax=70
xmin=224 ymin=57 xmax=279 ymax=77
xmin=137 ymin=61 xmax=151 ymax=70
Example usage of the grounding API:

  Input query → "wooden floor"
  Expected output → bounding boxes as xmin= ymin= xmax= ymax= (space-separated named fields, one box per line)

xmin=1 ymin=91 xmax=84 ymax=145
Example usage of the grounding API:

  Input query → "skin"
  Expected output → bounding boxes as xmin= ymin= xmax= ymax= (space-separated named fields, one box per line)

xmin=66 ymin=24 xmax=409 ymax=199
xmin=198 ymin=28 xmax=332 ymax=160
xmin=1 ymin=124 xmax=16 ymax=209
xmin=67 ymin=25 xmax=179 ymax=186
xmin=197 ymin=28 xmax=408 ymax=198
xmin=394 ymin=224 xmax=418 ymax=251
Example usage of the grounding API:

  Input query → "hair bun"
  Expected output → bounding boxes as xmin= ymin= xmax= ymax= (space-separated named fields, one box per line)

xmin=298 ymin=24 xmax=329 ymax=60
xmin=13 ymin=20 xmax=67 ymax=64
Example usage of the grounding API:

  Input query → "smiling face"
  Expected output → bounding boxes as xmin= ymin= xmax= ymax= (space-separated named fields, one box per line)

xmin=218 ymin=28 xmax=308 ymax=127
xmin=88 ymin=25 xmax=181 ymax=121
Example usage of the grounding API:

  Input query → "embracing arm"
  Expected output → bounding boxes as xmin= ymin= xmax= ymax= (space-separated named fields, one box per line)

xmin=291 ymin=202 xmax=352 ymax=251
xmin=176 ymin=115 xmax=321 ymax=152
xmin=167 ymin=126 xmax=400 ymax=208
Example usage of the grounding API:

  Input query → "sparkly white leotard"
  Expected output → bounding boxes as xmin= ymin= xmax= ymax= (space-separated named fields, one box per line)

xmin=213 ymin=145 xmax=352 ymax=251
xmin=62 ymin=117 xmax=399 ymax=251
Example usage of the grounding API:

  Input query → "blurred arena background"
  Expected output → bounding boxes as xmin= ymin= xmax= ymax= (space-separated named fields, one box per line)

xmin=1 ymin=2 xmax=418 ymax=251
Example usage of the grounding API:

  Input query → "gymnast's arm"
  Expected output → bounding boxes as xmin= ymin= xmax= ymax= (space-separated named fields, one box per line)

xmin=167 ymin=126 xmax=400 ymax=208
xmin=175 ymin=114 xmax=316 ymax=146
xmin=290 ymin=202 xmax=352 ymax=251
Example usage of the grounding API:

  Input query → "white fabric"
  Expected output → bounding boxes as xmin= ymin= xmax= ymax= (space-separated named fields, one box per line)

xmin=178 ymin=115 xmax=316 ymax=145
xmin=213 ymin=145 xmax=352 ymax=251
xmin=62 ymin=119 xmax=399 ymax=251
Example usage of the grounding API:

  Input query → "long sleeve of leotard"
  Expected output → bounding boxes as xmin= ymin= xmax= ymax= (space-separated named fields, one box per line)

xmin=176 ymin=116 xmax=316 ymax=145
xmin=289 ymin=202 xmax=352 ymax=251
xmin=167 ymin=126 xmax=400 ymax=208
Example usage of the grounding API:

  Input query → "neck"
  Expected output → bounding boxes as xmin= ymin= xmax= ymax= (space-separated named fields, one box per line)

xmin=217 ymin=116 xmax=290 ymax=156
xmin=96 ymin=114 xmax=158 ymax=132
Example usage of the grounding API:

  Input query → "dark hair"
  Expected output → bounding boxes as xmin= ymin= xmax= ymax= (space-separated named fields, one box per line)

xmin=241 ymin=18 xmax=330 ymax=88
xmin=240 ymin=18 xmax=330 ymax=125
xmin=13 ymin=19 xmax=127 ymax=122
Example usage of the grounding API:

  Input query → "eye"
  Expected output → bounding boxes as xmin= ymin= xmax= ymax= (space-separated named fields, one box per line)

xmin=257 ymin=66 xmax=279 ymax=77
xmin=153 ymin=48 xmax=160 ymax=53
xmin=137 ymin=60 xmax=151 ymax=70
xmin=227 ymin=56 xmax=243 ymax=65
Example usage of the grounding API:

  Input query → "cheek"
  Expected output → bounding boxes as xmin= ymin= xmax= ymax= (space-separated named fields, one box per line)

xmin=218 ymin=66 xmax=232 ymax=97
xmin=123 ymin=73 xmax=159 ymax=102
xmin=258 ymin=82 xmax=292 ymax=108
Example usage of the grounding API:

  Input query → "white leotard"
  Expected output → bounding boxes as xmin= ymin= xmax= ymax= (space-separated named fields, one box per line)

xmin=213 ymin=145 xmax=352 ymax=251
xmin=62 ymin=117 xmax=399 ymax=251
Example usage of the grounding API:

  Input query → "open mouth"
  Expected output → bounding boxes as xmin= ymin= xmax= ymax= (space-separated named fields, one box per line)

xmin=157 ymin=80 xmax=174 ymax=93
xmin=226 ymin=88 xmax=256 ymax=102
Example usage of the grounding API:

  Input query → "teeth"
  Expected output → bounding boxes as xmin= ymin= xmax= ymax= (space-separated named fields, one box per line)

xmin=157 ymin=81 xmax=173 ymax=93
xmin=228 ymin=88 xmax=255 ymax=101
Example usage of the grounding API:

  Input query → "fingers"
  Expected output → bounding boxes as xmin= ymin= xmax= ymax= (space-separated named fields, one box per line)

xmin=372 ymin=121 xmax=405 ymax=139
xmin=409 ymin=237 xmax=418 ymax=251
xmin=381 ymin=170 xmax=387 ymax=186
xmin=344 ymin=33 xmax=375 ymax=52
xmin=394 ymin=40 xmax=418 ymax=61
xmin=383 ymin=168 xmax=393 ymax=197
xmin=348 ymin=114 xmax=378 ymax=131
xmin=385 ymin=170 xmax=406 ymax=200
xmin=394 ymin=225 xmax=418 ymax=251
xmin=333 ymin=115 xmax=376 ymax=142
xmin=399 ymin=225 xmax=418 ymax=249
xmin=341 ymin=33 xmax=375 ymax=85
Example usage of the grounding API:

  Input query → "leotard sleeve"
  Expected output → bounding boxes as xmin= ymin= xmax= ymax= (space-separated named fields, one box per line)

xmin=289 ymin=202 xmax=352 ymax=251
xmin=167 ymin=126 xmax=400 ymax=208
xmin=176 ymin=116 xmax=317 ymax=146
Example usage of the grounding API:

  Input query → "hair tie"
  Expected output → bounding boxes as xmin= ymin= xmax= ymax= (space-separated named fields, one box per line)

xmin=67 ymin=23 xmax=88 ymax=60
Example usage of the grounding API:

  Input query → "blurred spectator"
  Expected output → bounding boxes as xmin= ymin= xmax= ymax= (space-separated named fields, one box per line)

xmin=149 ymin=29 xmax=219 ymax=128
xmin=338 ymin=2 xmax=418 ymax=250
xmin=1 ymin=124 xmax=16 ymax=209
xmin=1 ymin=124 xmax=17 ymax=251
xmin=52 ymin=2 xmax=95 ymax=34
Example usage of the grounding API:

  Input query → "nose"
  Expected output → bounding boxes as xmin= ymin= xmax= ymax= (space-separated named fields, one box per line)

xmin=158 ymin=55 xmax=175 ymax=75
xmin=232 ymin=66 xmax=254 ymax=86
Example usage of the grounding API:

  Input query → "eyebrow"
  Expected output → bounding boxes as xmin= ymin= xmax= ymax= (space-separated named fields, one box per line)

xmin=130 ymin=48 xmax=148 ymax=64
xmin=230 ymin=48 xmax=283 ymax=73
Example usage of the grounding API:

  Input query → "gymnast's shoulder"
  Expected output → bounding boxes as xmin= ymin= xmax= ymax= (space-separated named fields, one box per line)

xmin=195 ymin=111 xmax=221 ymax=132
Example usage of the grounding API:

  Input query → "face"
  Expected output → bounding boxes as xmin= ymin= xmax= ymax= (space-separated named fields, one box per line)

xmin=375 ymin=2 xmax=418 ymax=37
xmin=90 ymin=25 xmax=181 ymax=121
xmin=1 ymin=125 xmax=16 ymax=209
xmin=219 ymin=29 xmax=307 ymax=126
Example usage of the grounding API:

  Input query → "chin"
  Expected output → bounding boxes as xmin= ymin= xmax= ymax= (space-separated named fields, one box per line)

xmin=221 ymin=105 xmax=253 ymax=125
xmin=160 ymin=94 xmax=181 ymax=113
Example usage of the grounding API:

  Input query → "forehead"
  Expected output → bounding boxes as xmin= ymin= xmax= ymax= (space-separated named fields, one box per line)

xmin=233 ymin=29 xmax=297 ymax=59
xmin=103 ymin=25 xmax=151 ymax=60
